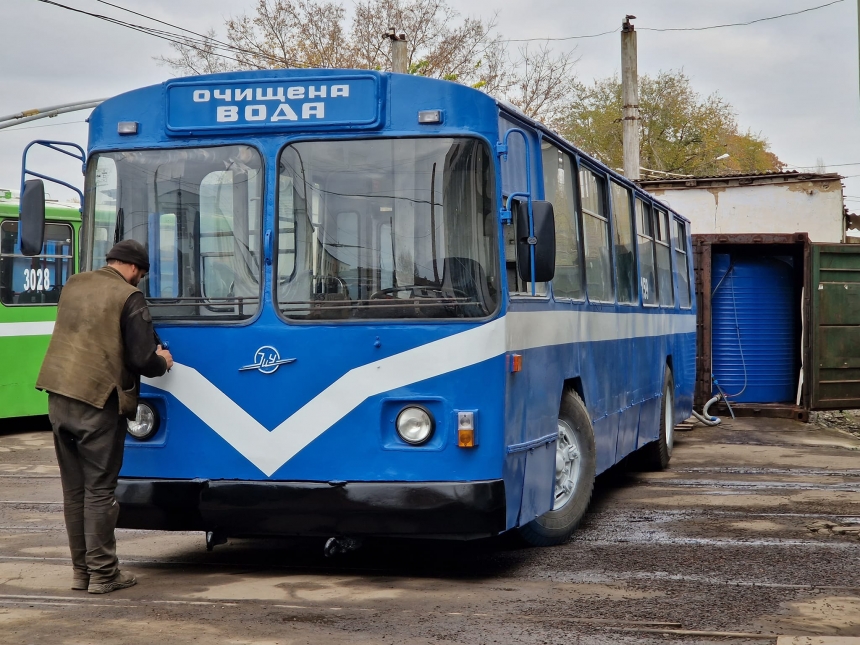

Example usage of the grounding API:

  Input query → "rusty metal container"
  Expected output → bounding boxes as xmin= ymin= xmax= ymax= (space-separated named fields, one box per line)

xmin=694 ymin=233 xmax=860 ymax=419
xmin=693 ymin=233 xmax=811 ymax=420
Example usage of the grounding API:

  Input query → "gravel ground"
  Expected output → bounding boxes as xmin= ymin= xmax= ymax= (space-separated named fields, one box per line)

xmin=0 ymin=415 xmax=857 ymax=644
xmin=810 ymin=409 xmax=860 ymax=440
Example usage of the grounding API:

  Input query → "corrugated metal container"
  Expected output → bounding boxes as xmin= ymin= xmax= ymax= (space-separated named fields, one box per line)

xmin=711 ymin=254 xmax=797 ymax=403
xmin=694 ymin=233 xmax=860 ymax=419
xmin=693 ymin=233 xmax=810 ymax=420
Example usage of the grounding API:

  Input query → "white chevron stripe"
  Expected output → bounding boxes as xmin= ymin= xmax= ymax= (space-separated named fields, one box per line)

xmin=0 ymin=321 xmax=55 ymax=337
xmin=142 ymin=310 xmax=695 ymax=476
xmin=144 ymin=316 xmax=507 ymax=476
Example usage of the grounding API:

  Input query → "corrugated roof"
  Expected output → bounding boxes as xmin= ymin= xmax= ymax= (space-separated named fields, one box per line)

xmin=638 ymin=169 xmax=842 ymax=187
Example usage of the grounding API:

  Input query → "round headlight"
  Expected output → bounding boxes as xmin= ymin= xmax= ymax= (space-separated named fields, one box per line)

xmin=395 ymin=406 xmax=434 ymax=445
xmin=127 ymin=402 xmax=160 ymax=440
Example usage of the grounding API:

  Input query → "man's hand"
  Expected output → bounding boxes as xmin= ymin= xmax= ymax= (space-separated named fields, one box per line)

xmin=156 ymin=344 xmax=174 ymax=371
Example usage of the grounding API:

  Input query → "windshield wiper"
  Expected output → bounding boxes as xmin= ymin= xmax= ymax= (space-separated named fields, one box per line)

xmin=114 ymin=207 xmax=123 ymax=245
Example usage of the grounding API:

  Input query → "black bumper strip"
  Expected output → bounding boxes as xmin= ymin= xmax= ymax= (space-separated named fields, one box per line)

xmin=116 ymin=478 xmax=506 ymax=539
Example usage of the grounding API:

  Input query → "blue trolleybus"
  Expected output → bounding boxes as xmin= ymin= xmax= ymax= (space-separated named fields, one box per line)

xmin=18 ymin=69 xmax=695 ymax=546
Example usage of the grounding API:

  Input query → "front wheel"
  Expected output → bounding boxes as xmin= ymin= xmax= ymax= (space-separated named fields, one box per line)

xmin=518 ymin=390 xmax=596 ymax=547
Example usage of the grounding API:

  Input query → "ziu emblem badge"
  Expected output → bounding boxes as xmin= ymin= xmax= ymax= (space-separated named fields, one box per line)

xmin=239 ymin=346 xmax=296 ymax=374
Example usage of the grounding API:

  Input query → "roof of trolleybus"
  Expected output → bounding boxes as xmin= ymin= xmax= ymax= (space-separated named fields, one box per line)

xmin=84 ymin=67 xmax=689 ymax=220
xmin=86 ymin=69 xmax=501 ymax=149
xmin=0 ymin=192 xmax=81 ymax=222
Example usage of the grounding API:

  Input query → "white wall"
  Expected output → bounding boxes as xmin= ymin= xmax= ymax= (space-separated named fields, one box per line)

xmin=648 ymin=180 xmax=844 ymax=243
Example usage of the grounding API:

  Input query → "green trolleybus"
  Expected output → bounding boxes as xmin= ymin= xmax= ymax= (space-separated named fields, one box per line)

xmin=0 ymin=188 xmax=80 ymax=421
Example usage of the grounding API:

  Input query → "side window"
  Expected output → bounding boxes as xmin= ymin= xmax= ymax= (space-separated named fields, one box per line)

xmin=636 ymin=199 xmax=658 ymax=306
xmin=0 ymin=220 xmax=74 ymax=306
xmin=541 ymin=141 xmax=582 ymax=299
xmin=610 ymin=182 xmax=637 ymax=304
xmin=674 ymin=218 xmax=692 ymax=309
xmin=579 ymin=167 xmax=613 ymax=303
xmin=654 ymin=208 xmax=674 ymax=307
xmin=501 ymin=118 xmax=546 ymax=296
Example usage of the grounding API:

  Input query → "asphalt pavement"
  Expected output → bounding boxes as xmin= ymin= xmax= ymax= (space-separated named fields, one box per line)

xmin=0 ymin=415 xmax=858 ymax=644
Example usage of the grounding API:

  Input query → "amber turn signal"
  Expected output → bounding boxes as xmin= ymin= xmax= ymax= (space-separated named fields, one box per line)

xmin=457 ymin=411 xmax=476 ymax=448
xmin=458 ymin=428 xmax=476 ymax=448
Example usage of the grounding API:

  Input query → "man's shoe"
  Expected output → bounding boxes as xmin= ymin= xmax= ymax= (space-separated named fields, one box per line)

xmin=87 ymin=571 xmax=137 ymax=594
xmin=71 ymin=574 xmax=89 ymax=591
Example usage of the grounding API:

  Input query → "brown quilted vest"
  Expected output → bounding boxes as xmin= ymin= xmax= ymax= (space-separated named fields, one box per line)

xmin=36 ymin=266 xmax=140 ymax=417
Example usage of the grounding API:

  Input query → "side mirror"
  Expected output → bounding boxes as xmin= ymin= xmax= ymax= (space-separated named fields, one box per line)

xmin=20 ymin=179 xmax=46 ymax=256
xmin=514 ymin=199 xmax=555 ymax=283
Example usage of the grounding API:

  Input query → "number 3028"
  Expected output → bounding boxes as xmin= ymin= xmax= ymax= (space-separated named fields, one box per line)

xmin=23 ymin=268 xmax=50 ymax=292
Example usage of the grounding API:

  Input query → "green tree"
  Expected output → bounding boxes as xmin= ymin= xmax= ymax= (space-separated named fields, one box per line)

xmin=555 ymin=70 xmax=783 ymax=177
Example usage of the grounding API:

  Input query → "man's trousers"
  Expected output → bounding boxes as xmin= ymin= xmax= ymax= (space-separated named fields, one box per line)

xmin=48 ymin=392 xmax=127 ymax=583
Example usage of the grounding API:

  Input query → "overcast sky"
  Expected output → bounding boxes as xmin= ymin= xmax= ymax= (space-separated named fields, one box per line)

xmin=2 ymin=0 xmax=859 ymax=209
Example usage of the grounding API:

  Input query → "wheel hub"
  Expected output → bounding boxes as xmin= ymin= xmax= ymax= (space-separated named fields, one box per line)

xmin=554 ymin=419 xmax=582 ymax=510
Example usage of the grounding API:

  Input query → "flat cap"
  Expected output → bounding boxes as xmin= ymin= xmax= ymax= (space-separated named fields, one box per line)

xmin=106 ymin=239 xmax=150 ymax=272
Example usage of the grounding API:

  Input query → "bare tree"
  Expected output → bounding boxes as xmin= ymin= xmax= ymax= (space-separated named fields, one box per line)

xmin=505 ymin=45 xmax=578 ymax=122
xmin=157 ymin=0 xmax=576 ymax=122
xmin=156 ymin=28 xmax=243 ymax=75
xmin=225 ymin=0 xmax=353 ymax=68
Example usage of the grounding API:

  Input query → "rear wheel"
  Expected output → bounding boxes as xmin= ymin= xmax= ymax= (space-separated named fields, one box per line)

xmin=639 ymin=367 xmax=674 ymax=471
xmin=518 ymin=390 xmax=596 ymax=547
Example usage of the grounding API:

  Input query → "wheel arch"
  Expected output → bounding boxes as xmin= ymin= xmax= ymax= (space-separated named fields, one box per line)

xmin=562 ymin=376 xmax=585 ymax=407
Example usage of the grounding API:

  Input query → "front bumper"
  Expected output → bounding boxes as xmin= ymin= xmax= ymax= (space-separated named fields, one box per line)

xmin=116 ymin=478 xmax=506 ymax=539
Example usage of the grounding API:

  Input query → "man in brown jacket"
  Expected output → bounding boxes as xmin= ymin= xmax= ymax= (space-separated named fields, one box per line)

xmin=37 ymin=239 xmax=173 ymax=594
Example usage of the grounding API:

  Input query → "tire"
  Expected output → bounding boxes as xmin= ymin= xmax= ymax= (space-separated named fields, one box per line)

xmin=639 ymin=367 xmax=675 ymax=471
xmin=518 ymin=390 xmax=597 ymax=547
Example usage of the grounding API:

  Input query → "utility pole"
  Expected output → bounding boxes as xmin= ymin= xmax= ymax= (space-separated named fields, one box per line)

xmin=621 ymin=15 xmax=640 ymax=181
xmin=386 ymin=28 xmax=408 ymax=74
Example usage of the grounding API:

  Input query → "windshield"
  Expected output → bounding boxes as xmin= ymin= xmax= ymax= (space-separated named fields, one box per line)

xmin=84 ymin=145 xmax=263 ymax=321
xmin=277 ymin=138 xmax=499 ymax=320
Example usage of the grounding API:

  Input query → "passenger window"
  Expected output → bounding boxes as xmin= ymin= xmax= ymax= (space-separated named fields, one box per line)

xmin=91 ymin=156 xmax=118 ymax=264
xmin=541 ymin=142 xmax=582 ymax=299
xmin=0 ymin=221 xmax=74 ymax=306
xmin=610 ymin=182 xmax=636 ymax=304
xmin=277 ymin=174 xmax=296 ymax=284
xmin=379 ymin=222 xmax=394 ymax=290
xmin=636 ymin=199 xmax=658 ymax=306
xmin=654 ymin=208 xmax=674 ymax=307
xmin=579 ymin=167 xmax=613 ymax=302
xmin=199 ymin=169 xmax=261 ymax=305
xmin=503 ymin=200 xmax=548 ymax=296
xmin=148 ymin=213 xmax=177 ymax=298
xmin=674 ymin=218 xmax=692 ymax=309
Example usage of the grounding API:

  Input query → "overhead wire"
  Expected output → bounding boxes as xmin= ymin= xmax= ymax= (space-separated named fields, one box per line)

xmin=494 ymin=0 xmax=844 ymax=43
xmin=37 ymin=0 xmax=847 ymax=52
xmin=33 ymin=0 xmax=308 ymax=70
xmin=784 ymin=161 xmax=860 ymax=168
xmin=639 ymin=0 xmax=844 ymax=32
xmin=0 ymin=120 xmax=87 ymax=133
xmin=502 ymin=28 xmax=621 ymax=43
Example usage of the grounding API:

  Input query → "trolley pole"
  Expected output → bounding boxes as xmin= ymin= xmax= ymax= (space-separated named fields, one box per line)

xmin=621 ymin=15 xmax=640 ymax=181
xmin=387 ymin=28 xmax=408 ymax=74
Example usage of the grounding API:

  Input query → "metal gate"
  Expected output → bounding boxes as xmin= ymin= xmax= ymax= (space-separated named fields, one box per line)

xmin=811 ymin=243 xmax=860 ymax=409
